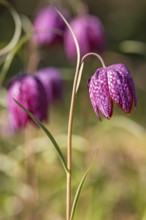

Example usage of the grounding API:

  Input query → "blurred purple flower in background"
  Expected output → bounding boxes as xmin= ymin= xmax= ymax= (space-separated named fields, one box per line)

xmin=88 ymin=64 xmax=137 ymax=120
xmin=7 ymin=74 xmax=48 ymax=131
xmin=64 ymin=15 xmax=106 ymax=61
xmin=33 ymin=6 xmax=69 ymax=47
xmin=36 ymin=67 xmax=64 ymax=103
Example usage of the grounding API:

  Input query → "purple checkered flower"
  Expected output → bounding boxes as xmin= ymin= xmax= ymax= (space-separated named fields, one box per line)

xmin=88 ymin=64 xmax=137 ymax=120
xmin=7 ymin=74 xmax=48 ymax=131
xmin=64 ymin=15 xmax=106 ymax=61
xmin=36 ymin=67 xmax=64 ymax=103
xmin=33 ymin=6 xmax=69 ymax=47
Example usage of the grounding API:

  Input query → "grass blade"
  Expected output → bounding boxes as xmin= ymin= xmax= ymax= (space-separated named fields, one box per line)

xmin=14 ymin=99 xmax=68 ymax=174
xmin=70 ymin=154 xmax=97 ymax=220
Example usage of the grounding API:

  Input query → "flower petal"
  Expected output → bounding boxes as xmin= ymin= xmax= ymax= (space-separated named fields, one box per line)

xmin=110 ymin=64 xmax=137 ymax=108
xmin=7 ymin=75 xmax=48 ymax=131
xmin=107 ymin=68 xmax=123 ymax=107
xmin=107 ymin=67 xmax=133 ymax=113
xmin=88 ymin=68 xmax=113 ymax=119
xmin=108 ymin=64 xmax=135 ymax=113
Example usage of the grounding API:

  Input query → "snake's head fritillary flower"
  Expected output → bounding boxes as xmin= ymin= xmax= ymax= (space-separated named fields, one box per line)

xmin=88 ymin=64 xmax=137 ymax=120
xmin=7 ymin=74 xmax=48 ymax=131
xmin=33 ymin=6 xmax=69 ymax=47
xmin=64 ymin=15 xmax=106 ymax=61
xmin=36 ymin=67 xmax=64 ymax=103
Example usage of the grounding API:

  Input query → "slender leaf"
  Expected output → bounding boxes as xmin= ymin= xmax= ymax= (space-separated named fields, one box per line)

xmin=14 ymin=99 xmax=68 ymax=174
xmin=21 ymin=14 xmax=33 ymax=34
xmin=76 ymin=62 xmax=84 ymax=93
xmin=56 ymin=8 xmax=80 ymax=72
xmin=70 ymin=155 xmax=97 ymax=220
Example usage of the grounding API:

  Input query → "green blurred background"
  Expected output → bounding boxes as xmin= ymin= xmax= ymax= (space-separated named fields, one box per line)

xmin=1 ymin=0 xmax=146 ymax=220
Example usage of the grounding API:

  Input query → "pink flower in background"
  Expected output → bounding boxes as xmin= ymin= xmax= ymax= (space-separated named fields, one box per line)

xmin=7 ymin=74 xmax=48 ymax=131
xmin=88 ymin=64 xmax=137 ymax=120
xmin=36 ymin=67 xmax=64 ymax=103
xmin=33 ymin=6 xmax=69 ymax=47
xmin=64 ymin=15 xmax=106 ymax=61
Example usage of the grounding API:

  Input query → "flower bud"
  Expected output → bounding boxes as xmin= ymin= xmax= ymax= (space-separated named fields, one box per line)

xmin=7 ymin=74 xmax=48 ymax=131
xmin=36 ymin=67 xmax=64 ymax=103
xmin=64 ymin=15 xmax=106 ymax=60
xmin=33 ymin=6 xmax=69 ymax=47
xmin=88 ymin=64 xmax=137 ymax=120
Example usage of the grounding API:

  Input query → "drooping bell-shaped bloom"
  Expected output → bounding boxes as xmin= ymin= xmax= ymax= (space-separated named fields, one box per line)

xmin=64 ymin=15 xmax=106 ymax=61
xmin=36 ymin=67 xmax=64 ymax=103
xmin=7 ymin=74 xmax=48 ymax=131
xmin=88 ymin=64 xmax=137 ymax=120
xmin=33 ymin=6 xmax=69 ymax=47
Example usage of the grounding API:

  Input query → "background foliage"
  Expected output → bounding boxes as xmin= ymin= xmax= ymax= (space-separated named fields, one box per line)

xmin=0 ymin=0 xmax=146 ymax=220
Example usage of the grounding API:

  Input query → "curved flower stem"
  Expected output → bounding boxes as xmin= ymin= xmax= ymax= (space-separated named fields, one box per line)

xmin=0 ymin=0 xmax=21 ymax=57
xmin=67 ymin=52 xmax=106 ymax=220
xmin=56 ymin=9 xmax=106 ymax=220
xmin=81 ymin=52 xmax=106 ymax=68
xmin=56 ymin=9 xmax=81 ymax=220
xmin=67 ymin=52 xmax=105 ymax=220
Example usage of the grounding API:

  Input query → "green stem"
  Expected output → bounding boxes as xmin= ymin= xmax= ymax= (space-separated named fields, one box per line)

xmin=67 ymin=61 xmax=81 ymax=220
xmin=56 ymin=9 xmax=81 ymax=220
